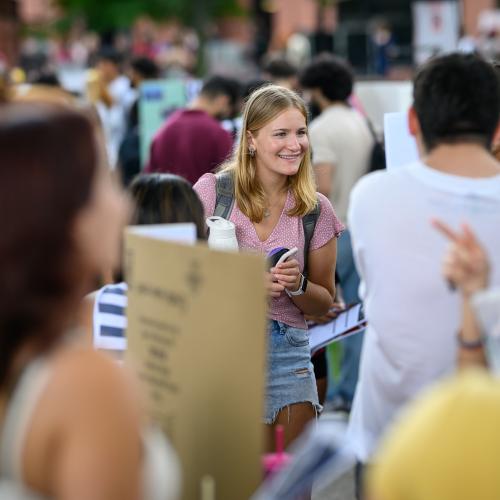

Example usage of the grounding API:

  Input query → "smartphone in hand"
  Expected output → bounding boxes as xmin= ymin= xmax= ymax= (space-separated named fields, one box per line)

xmin=267 ymin=247 xmax=298 ymax=270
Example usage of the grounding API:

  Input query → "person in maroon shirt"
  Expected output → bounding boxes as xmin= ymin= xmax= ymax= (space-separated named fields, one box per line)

xmin=145 ymin=76 xmax=240 ymax=185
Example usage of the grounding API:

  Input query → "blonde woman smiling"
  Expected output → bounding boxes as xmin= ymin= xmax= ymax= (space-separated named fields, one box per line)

xmin=194 ymin=85 xmax=343 ymax=449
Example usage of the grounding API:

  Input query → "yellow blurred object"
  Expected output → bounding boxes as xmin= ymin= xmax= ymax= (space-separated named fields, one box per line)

xmin=11 ymin=84 xmax=76 ymax=106
xmin=369 ymin=370 xmax=500 ymax=500
xmin=9 ymin=67 xmax=26 ymax=85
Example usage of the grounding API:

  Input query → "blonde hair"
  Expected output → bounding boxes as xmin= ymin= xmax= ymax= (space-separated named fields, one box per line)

xmin=220 ymin=84 xmax=317 ymax=222
xmin=11 ymin=83 xmax=76 ymax=106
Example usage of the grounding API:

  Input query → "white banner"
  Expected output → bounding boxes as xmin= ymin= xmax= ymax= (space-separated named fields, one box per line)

xmin=413 ymin=1 xmax=460 ymax=65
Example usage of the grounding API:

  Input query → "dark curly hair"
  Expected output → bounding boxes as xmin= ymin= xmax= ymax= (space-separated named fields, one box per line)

xmin=0 ymin=103 xmax=97 ymax=387
xmin=298 ymin=53 xmax=354 ymax=103
xmin=413 ymin=53 xmax=500 ymax=151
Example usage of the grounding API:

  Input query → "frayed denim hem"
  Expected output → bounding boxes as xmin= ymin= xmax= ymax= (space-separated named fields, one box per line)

xmin=263 ymin=400 xmax=323 ymax=425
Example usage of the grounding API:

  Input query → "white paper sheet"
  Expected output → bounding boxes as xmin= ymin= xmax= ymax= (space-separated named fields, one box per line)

xmin=309 ymin=304 xmax=366 ymax=354
xmin=127 ymin=223 xmax=197 ymax=244
xmin=384 ymin=111 xmax=419 ymax=169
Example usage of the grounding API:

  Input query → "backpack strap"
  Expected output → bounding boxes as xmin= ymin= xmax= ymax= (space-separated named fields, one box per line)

xmin=302 ymin=199 xmax=320 ymax=277
xmin=214 ymin=171 xmax=235 ymax=219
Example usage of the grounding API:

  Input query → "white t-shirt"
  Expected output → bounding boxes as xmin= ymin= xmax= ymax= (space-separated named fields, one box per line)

xmin=346 ymin=161 xmax=500 ymax=462
xmin=309 ymin=104 xmax=373 ymax=224
xmin=99 ymin=76 xmax=136 ymax=168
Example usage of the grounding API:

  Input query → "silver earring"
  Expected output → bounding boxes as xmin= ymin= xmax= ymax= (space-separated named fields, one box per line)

xmin=248 ymin=147 xmax=256 ymax=158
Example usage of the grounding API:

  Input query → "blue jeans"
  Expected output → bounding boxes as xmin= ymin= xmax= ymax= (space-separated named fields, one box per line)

xmin=328 ymin=229 xmax=364 ymax=404
xmin=264 ymin=320 xmax=320 ymax=423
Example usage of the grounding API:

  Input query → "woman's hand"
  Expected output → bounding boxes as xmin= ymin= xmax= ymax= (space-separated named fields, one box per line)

xmin=432 ymin=219 xmax=490 ymax=297
xmin=271 ymin=259 xmax=301 ymax=292
xmin=265 ymin=272 xmax=285 ymax=298
xmin=305 ymin=303 xmax=344 ymax=324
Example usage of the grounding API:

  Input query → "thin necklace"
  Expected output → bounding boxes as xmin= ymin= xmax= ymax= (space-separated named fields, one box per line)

xmin=264 ymin=193 xmax=286 ymax=218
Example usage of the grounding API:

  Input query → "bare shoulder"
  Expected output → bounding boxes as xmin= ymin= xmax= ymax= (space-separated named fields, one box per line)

xmin=48 ymin=347 xmax=141 ymax=414
xmin=24 ymin=347 xmax=144 ymax=499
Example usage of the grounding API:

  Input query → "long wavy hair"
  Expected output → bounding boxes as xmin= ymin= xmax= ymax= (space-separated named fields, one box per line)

xmin=0 ymin=104 xmax=98 ymax=388
xmin=219 ymin=85 xmax=317 ymax=222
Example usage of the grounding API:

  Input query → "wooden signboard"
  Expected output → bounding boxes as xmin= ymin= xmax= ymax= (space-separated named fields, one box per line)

xmin=124 ymin=231 xmax=267 ymax=499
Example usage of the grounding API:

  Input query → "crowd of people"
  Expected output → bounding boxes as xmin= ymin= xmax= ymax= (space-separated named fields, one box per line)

xmin=1 ymin=30 xmax=500 ymax=500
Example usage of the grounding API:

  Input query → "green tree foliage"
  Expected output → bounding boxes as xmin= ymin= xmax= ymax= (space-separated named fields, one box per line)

xmin=57 ymin=0 xmax=245 ymax=32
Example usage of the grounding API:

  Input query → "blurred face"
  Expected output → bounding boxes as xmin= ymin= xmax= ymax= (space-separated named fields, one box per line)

xmin=301 ymin=88 xmax=324 ymax=119
xmin=213 ymin=94 xmax=233 ymax=121
xmin=129 ymin=68 xmax=142 ymax=89
xmin=96 ymin=59 xmax=118 ymax=83
xmin=73 ymin=165 xmax=130 ymax=277
xmin=274 ymin=76 xmax=298 ymax=91
xmin=248 ymin=107 xmax=309 ymax=179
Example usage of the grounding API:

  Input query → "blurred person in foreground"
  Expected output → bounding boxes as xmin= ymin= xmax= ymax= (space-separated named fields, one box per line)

xmin=145 ymin=75 xmax=240 ymax=184
xmin=11 ymin=81 xmax=126 ymax=286
xmin=346 ymin=53 xmax=500 ymax=498
xmin=299 ymin=54 xmax=374 ymax=414
xmin=368 ymin=223 xmax=500 ymax=500
xmin=0 ymin=103 xmax=180 ymax=499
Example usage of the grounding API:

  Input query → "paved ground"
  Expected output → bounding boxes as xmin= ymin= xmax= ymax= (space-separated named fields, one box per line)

xmin=313 ymin=468 xmax=355 ymax=500
xmin=311 ymin=412 xmax=356 ymax=500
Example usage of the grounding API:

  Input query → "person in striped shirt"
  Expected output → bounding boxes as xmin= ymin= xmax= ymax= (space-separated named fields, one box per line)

xmin=81 ymin=173 xmax=206 ymax=355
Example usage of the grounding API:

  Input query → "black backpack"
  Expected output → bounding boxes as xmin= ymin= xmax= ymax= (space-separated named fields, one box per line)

xmin=213 ymin=171 xmax=320 ymax=276
xmin=366 ymin=118 xmax=386 ymax=173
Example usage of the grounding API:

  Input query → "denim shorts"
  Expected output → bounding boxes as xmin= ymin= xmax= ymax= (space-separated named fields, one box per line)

xmin=264 ymin=320 xmax=321 ymax=424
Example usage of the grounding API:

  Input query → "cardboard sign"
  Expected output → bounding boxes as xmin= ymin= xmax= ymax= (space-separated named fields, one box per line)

xmin=124 ymin=232 xmax=267 ymax=500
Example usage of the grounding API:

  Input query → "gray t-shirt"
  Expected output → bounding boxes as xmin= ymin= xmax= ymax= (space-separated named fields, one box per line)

xmin=309 ymin=104 xmax=373 ymax=224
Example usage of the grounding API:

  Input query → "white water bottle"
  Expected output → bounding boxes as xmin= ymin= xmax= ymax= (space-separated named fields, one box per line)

xmin=206 ymin=216 xmax=239 ymax=251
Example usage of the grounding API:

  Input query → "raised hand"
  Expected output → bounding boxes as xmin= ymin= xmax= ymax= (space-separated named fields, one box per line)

xmin=432 ymin=219 xmax=490 ymax=297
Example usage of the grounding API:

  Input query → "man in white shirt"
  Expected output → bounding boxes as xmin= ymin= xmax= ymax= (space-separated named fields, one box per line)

xmin=299 ymin=54 xmax=374 ymax=412
xmin=347 ymin=53 xmax=500 ymax=497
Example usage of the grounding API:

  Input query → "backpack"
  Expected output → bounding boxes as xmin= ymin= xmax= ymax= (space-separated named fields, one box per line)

xmin=365 ymin=118 xmax=386 ymax=173
xmin=214 ymin=171 xmax=320 ymax=276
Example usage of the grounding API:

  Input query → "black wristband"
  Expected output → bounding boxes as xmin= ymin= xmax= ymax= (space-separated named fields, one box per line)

xmin=457 ymin=333 xmax=484 ymax=350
